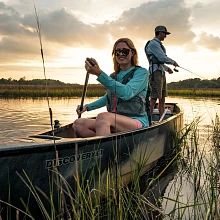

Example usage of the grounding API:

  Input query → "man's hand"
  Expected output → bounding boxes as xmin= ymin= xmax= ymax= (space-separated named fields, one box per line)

xmin=167 ymin=68 xmax=173 ymax=74
xmin=173 ymin=61 xmax=179 ymax=67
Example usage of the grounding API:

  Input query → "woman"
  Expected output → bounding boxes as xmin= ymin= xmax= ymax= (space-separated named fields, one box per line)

xmin=72 ymin=38 xmax=149 ymax=137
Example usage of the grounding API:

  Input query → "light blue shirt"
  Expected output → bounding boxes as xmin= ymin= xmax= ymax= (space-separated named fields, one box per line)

xmin=145 ymin=37 xmax=174 ymax=74
xmin=86 ymin=66 xmax=149 ymax=127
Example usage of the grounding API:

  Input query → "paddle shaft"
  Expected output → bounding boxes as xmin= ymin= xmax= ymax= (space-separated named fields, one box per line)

xmin=78 ymin=58 xmax=96 ymax=118
xmin=78 ymin=71 xmax=89 ymax=119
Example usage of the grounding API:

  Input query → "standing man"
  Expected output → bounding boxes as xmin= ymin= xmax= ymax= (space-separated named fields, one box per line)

xmin=145 ymin=25 xmax=179 ymax=120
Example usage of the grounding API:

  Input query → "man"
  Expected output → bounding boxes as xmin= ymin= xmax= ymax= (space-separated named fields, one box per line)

xmin=145 ymin=25 xmax=179 ymax=120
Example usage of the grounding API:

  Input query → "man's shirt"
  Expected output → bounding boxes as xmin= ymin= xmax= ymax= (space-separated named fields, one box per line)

xmin=145 ymin=37 xmax=174 ymax=74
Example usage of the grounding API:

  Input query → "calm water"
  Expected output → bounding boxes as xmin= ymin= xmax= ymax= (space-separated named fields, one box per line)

xmin=1 ymin=96 xmax=219 ymax=142
xmin=1 ymin=96 xmax=220 ymax=218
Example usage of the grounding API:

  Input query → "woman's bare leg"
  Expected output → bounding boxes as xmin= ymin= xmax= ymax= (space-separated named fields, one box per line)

xmin=95 ymin=112 xmax=140 ymax=136
xmin=73 ymin=112 xmax=141 ymax=137
xmin=72 ymin=118 xmax=96 ymax=137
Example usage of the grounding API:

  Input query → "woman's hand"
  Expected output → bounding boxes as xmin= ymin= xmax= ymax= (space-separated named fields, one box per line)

xmin=85 ymin=58 xmax=102 ymax=76
xmin=76 ymin=105 xmax=88 ymax=115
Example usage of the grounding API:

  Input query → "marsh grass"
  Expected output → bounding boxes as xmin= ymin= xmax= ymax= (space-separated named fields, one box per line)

xmin=160 ymin=115 xmax=220 ymax=219
xmin=0 ymin=84 xmax=106 ymax=98
xmin=1 ymin=85 xmax=220 ymax=98
xmin=168 ymin=88 xmax=220 ymax=97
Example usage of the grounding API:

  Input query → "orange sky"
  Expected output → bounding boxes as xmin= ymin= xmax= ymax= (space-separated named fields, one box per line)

xmin=1 ymin=0 xmax=220 ymax=84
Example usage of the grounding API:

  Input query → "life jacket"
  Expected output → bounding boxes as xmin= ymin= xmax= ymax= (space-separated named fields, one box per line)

xmin=106 ymin=66 xmax=151 ymax=125
xmin=144 ymin=39 xmax=166 ymax=65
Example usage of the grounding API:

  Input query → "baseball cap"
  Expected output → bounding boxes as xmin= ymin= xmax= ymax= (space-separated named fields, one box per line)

xmin=155 ymin=25 xmax=171 ymax=35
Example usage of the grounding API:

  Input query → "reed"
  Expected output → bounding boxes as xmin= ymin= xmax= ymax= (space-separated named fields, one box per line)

xmin=161 ymin=115 xmax=220 ymax=219
xmin=168 ymin=88 xmax=220 ymax=97
xmin=1 ymin=85 xmax=220 ymax=98
xmin=0 ymin=84 xmax=106 ymax=98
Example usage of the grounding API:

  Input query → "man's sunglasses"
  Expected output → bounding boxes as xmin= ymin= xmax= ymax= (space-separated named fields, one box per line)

xmin=115 ymin=48 xmax=131 ymax=56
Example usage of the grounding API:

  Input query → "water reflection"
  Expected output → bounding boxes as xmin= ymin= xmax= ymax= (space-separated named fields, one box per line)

xmin=1 ymin=96 xmax=219 ymax=148
xmin=1 ymin=97 xmax=219 ymax=141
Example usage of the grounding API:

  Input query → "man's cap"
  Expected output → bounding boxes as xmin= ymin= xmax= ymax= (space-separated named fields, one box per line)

xmin=155 ymin=25 xmax=171 ymax=35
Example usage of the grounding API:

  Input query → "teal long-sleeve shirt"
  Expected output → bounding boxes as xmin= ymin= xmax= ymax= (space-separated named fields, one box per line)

xmin=86 ymin=66 xmax=149 ymax=127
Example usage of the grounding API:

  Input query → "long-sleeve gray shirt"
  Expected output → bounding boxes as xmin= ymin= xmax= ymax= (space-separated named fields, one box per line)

xmin=145 ymin=37 xmax=174 ymax=74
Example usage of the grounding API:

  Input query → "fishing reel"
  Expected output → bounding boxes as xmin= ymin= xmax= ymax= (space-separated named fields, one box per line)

xmin=173 ymin=68 xmax=179 ymax=72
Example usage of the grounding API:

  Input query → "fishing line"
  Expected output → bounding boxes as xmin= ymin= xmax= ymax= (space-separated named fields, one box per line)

xmin=174 ymin=66 xmax=220 ymax=87
xmin=174 ymin=66 xmax=220 ymax=127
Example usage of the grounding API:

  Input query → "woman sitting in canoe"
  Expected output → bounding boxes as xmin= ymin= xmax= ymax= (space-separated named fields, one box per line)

xmin=72 ymin=38 xmax=149 ymax=137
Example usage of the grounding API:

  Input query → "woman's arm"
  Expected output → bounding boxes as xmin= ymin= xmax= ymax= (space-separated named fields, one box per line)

xmin=86 ymin=95 xmax=107 ymax=111
xmin=97 ymin=67 xmax=148 ymax=100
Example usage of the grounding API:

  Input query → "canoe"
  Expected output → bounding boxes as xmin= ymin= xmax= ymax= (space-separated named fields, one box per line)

xmin=0 ymin=103 xmax=183 ymax=218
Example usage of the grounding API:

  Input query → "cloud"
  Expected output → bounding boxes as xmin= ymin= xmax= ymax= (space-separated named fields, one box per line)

xmin=196 ymin=32 xmax=220 ymax=51
xmin=99 ymin=0 xmax=195 ymax=46
xmin=0 ymin=0 xmax=217 ymax=73
xmin=183 ymin=42 xmax=198 ymax=52
xmin=0 ymin=0 xmax=196 ymax=51
xmin=191 ymin=0 xmax=220 ymax=31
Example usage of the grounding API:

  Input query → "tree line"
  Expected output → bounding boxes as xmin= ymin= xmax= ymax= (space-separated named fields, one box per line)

xmin=1 ymin=76 xmax=220 ymax=89
xmin=167 ymin=77 xmax=220 ymax=89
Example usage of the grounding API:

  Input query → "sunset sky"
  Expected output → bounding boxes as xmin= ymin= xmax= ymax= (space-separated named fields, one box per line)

xmin=1 ymin=0 xmax=220 ymax=85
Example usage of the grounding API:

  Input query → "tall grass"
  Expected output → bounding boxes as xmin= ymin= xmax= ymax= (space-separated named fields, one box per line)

xmin=161 ymin=115 xmax=220 ymax=219
xmin=1 ymin=85 xmax=220 ymax=98
xmin=0 ymin=84 xmax=106 ymax=98
xmin=168 ymin=88 xmax=220 ymax=97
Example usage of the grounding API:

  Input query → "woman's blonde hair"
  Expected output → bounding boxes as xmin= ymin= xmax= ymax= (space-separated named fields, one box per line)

xmin=112 ymin=38 xmax=139 ymax=73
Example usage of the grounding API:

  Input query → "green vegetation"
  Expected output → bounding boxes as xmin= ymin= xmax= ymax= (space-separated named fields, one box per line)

xmin=162 ymin=115 xmax=220 ymax=219
xmin=0 ymin=77 xmax=220 ymax=98
xmin=0 ymin=84 xmax=106 ymax=98
xmin=168 ymin=88 xmax=220 ymax=97
xmin=168 ymin=77 xmax=220 ymax=89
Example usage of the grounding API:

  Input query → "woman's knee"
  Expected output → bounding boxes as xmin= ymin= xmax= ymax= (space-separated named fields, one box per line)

xmin=96 ymin=112 xmax=110 ymax=121
xmin=72 ymin=118 xmax=86 ymax=130
xmin=96 ymin=112 xmax=112 ymax=127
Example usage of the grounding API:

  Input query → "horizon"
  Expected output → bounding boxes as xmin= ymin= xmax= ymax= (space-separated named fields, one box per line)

xmin=1 ymin=75 xmax=220 ymax=86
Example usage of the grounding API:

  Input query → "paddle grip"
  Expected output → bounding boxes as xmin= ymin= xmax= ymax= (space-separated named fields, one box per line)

xmin=86 ymin=58 xmax=95 ymax=66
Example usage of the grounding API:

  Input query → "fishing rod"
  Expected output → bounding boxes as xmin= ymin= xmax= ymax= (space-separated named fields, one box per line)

xmin=173 ymin=66 xmax=220 ymax=87
xmin=174 ymin=66 xmax=205 ymax=78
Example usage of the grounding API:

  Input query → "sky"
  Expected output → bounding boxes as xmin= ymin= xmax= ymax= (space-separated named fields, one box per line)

xmin=0 ymin=0 xmax=220 ymax=85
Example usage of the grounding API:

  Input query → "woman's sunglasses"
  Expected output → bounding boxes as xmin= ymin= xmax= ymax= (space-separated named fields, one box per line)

xmin=115 ymin=48 xmax=131 ymax=56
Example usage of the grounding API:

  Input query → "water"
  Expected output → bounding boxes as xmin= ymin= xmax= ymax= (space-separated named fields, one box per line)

xmin=1 ymin=97 xmax=219 ymax=141
xmin=1 ymin=96 xmax=220 ymax=218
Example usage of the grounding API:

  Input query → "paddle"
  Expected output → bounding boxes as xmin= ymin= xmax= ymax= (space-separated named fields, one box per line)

xmin=78 ymin=58 xmax=95 ymax=118
xmin=75 ymin=58 xmax=96 ymax=195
